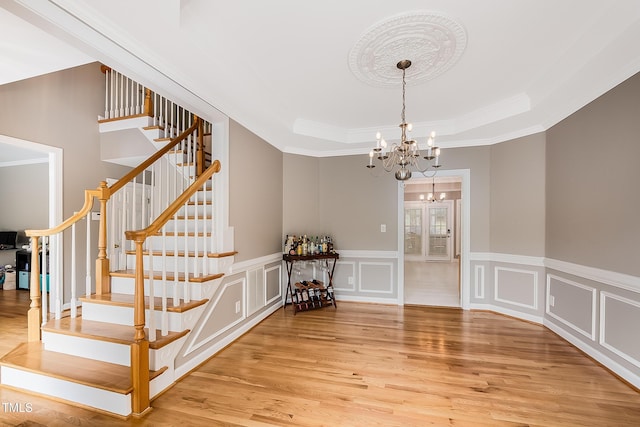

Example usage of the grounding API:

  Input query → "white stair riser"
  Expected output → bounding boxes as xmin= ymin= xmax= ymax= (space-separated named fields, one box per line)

xmin=149 ymin=336 xmax=187 ymax=371
xmin=163 ymin=217 xmax=214 ymax=233
xmin=147 ymin=235 xmax=214 ymax=252
xmin=0 ymin=366 xmax=131 ymax=416
xmin=111 ymin=275 xmax=206 ymax=299
xmin=178 ymin=203 xmax=213 ymax=217
xmin=150 ymin=367 xmax=174 ymax=399
xmin=125 ymin=253 xmax=219 ymax=273
xmin=42 ymin=331 xmax=131 ymax=367
xmin=81 ymin=301 xmax=207 ymax=332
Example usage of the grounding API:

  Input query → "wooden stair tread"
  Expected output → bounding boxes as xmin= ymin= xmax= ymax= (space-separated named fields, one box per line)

xmin=42 ymin=317 xmax=189 ymax=349
xmin=109 ymin=269 xmax=224 ymax=283
xmin=80 ymin=293 xmax=208 ymax=313
xmin=124 ymin=249 xmax=233 ymax=259
xmin=1 ymin=342 xmax=134 ymax=394
xmin=157 ymin=231 xmax=212 ymax=237
xmin=174 ymin=215 xmax=213 ymax=220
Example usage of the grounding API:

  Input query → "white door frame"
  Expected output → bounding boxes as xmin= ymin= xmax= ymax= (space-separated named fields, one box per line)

xmin=397 ymin=168 xmax=471 ymax=309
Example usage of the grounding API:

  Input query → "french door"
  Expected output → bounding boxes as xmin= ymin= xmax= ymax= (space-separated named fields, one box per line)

xmin=404 ymin=200 xmax=453 ymax=261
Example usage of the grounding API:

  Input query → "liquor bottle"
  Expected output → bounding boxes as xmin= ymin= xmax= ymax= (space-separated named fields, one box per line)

xmin=301 ymin=288 xmax=310 ymax=309
xmin=321 ymin=236 xmax=328 ymax=254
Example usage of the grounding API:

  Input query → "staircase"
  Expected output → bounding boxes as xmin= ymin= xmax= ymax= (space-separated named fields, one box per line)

xmin=0 ymin=73 xmax=234 ymax=417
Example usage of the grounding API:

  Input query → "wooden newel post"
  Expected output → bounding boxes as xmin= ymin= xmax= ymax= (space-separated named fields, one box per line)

xmin=130 ymin=236 xmax=150 ymax=415
xmin=143 ymin=88 xmax=153 ymax=117
xmin=27 ymin=236 xmax=42 ymax=341
xmin=96 ymin=181 xmax=110 ymax=295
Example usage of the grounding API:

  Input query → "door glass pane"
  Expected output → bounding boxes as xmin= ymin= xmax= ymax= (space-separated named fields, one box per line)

xmin=428 ymin=206 xmax=448 ymax=257
xmin=404 ymin=208 xmax=422 ymax=255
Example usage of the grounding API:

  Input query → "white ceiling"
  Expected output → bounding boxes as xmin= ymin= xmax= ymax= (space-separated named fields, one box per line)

xmin=2 ymin=0 xmax=640 ymax=161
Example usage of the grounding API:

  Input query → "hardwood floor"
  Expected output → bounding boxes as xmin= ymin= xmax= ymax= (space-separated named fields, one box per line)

xmin=1 ymin=290 xmax=639 ymax=426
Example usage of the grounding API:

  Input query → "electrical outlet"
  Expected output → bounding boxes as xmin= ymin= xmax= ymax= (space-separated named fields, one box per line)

xmin=348 ymin=276 xmax=354 ymax=285
xmin=549 ymin=295 xmax=555 ymax=307
xmin=235 ymin=301 xmax=241 ymax=313
xmin=380 ymin=224 xmax=386 ymax=232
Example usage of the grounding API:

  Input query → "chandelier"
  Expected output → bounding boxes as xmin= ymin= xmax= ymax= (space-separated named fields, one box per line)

xmin=366 ymin=59 xmax=442 ymax=181
xmin=426 ymin=177 xmax=446 ymax=202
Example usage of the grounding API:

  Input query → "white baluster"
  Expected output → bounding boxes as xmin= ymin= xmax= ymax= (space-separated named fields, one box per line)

xmin=119 ymin=72 xmax=124 ymax=117
xmin=70 ymin=223 xmax=77 ymax=318
xmin=86 ymin=213 xmax=92 ymax=297
xmin=125 ymin=76 xmax=130 ymax=116
xmin=173 ymin=211 xmax=179 ymax=307
xmin=214 ymin=176 xmax=218 ymax=253
xmin=202 ymin=179 xmax=209 ymax=276
xmin=110 ymin=70 xmax=115 ymax=119
xmin=53 ymin=234 xmax=62 ymax=319
xmin=161 ymin=225 xmax=168 ymax=336
xmin=41 ymin=237 xmax=48 ymax=327
xmin=194 ymin=186 xmax=199 ymax=278
xmin=104 ymin=70 xmax=109 ymax=118
xmin=183 ymin=199 xmax=190 ymax=303
xmin=121 ymin=190 xmax=129 ymax=264
xmin=148 ymin=251 xmax=156 ymax=342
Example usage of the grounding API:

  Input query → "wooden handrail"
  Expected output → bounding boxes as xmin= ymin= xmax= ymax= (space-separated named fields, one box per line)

xmin=25 ymin=188 xmax=100 ymax=237
xmin=108 ymin=117 xmax=201 ymax=195
xmin=125 ymin=160 xmax=221 ymax=243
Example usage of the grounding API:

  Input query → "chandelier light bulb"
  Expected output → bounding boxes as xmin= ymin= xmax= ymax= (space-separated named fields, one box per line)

xmin=376 ymin=131 xmax=381 ymax=140
xmin=427 ymin=137 xmax=433 ymax=147
xmin=430 ymin=131 xmax=436 ymax=138
xmin=407 ymin=123 xmax=413 ymax=132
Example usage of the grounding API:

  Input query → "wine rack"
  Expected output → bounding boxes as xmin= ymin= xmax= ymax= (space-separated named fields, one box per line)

xmin=283 ymin=253 xmax=338 ymax=314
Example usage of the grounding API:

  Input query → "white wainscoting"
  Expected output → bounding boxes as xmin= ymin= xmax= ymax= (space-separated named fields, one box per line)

xmin=474 ymin=265 xmax=485 ymax=299
xmin=469 ymin=252 xmax=640 ymax=388
xmin=494 ymin=266 xmax=539 ymax=310
xmin=332 ymin=251 xmax=399 ymax=303
xmin=599 ymin=292 xmax=640 ymax=369
xmin=546 ymin=274 xmax=596 ymax=341
xmin=358 ymin=261 xmax=394 ymax=294
xmin=333 ymin=261 xmax=356 ymax=292
xmin=264 ymin=264 xmax=282 ymax=306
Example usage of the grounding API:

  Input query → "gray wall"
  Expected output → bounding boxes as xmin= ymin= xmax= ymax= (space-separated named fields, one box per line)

xmin=0 ymin=63 xmax=131 ymax=218
xmin=229 ymin=119 xmax=283 ymax=262
xmin=282 ymin=145 xmax=492 ymax=253
xmin=319 ymin=154 xmax=399 ymax=250
xmin=283 ymin=153 xmax=320 ymax=237
xmin=490 ymin=133 xmax=546 ymax=256
xmin=0 ymin=163 xmax=49 ymax=232
xmin=546 ymin=72 xmax=640 ymax=276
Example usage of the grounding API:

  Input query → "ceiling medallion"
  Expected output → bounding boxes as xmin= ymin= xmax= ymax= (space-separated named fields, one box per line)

xmin=348 ymin=11 xmax=467 ymax=87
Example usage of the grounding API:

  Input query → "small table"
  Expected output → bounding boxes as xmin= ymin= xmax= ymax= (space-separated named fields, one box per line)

xmin=283 ymin=253 xmax=339 ymax=313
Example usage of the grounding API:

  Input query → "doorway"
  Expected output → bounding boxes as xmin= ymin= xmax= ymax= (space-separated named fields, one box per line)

xmin=402 ymin=175 xmax=461 ymax=307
